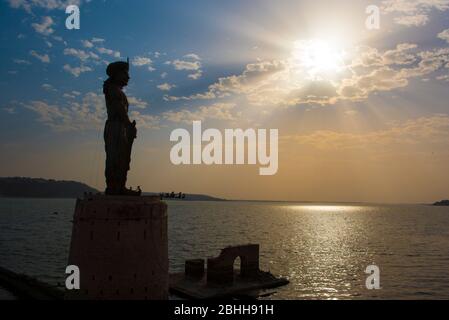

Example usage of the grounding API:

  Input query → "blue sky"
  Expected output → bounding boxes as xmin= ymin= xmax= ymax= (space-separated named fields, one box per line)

xmin=1 ymin=0 xmax=449 ymax=202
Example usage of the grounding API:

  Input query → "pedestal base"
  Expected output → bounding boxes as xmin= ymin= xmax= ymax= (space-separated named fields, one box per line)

xmin=66 ymin=194 xmax=168 ymax=300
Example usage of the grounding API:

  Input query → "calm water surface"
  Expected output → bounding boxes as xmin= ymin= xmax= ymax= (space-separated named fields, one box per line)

xmin=0 ymin=198 xmax=448 ymax=299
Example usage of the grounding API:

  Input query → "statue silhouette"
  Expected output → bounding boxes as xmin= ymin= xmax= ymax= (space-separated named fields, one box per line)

xmin=103 ymin=60 xmax=140 ymax=196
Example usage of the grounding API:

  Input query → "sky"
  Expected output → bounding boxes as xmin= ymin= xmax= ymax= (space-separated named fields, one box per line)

xmin=1 ymin=0 xmax=449 ymax=203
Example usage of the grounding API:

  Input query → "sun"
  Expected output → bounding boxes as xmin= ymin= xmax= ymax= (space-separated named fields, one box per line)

xmin=291 ymin=39 xmax=346 ymax=78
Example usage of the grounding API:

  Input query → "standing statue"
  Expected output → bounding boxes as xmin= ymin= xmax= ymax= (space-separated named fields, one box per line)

xmin=103 ymin=59 xmax=141 ymax=196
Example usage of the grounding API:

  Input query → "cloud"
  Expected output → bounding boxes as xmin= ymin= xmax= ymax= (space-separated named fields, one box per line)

xmin=167 ymin=54 xmax=202 ymax=72
xmin=52 ymin=35 xmax=64 ymax=43
xmin=13 ymin=59 xmax=31 ymax=65
xmin=157 ymin=83 xmax=176 ymax=91
xmin=63 ymin=91 xmax=81 ymax=99
xmin=165 ymin=60 xmax=285 ymax=103
xmin=338 ymin=67 xmax=409 ymax=101
xmin=29 ymin=50 xmax=50 ymax=63
xmin=165 ymin=42 xmax=449 ymax=106
xmin=382 ymin=0 xmax=449 ymax=27
xmin=25 ymin=92 xmax=104 ymax=131
xmin=438 ymin=29 xmax=449 ymax=43
xmin=169 ymin=59 xmax=201 ymax=71
xmin=188 ymin=70 xmax=203 ymax=80
xmin=81 ymin=40 xmax=94 ymax=48
xmin=382 ymin=43 xmax=418 ymax=65
xmin=165 ymin=54 xmax=203 ymax=79
xmin=63 ymin=93 xmax=76 ymax=99
xmin=31 ymin=16 xmax=54 ymax=36
xmin=127 ymin=97 xmax=148 ymax=109
xmin=163 ymin=91 xmax=216 ymax=102
xmin=394 ymin=14 xmax=429 ymax=26
xmin=163 ymin=103 xmax=237 ymax=124
xmin=80 ymin=38 xmax=105 ymax=50
xmin=130 ymin=111 xmax=160 ymax=129
xmin=132 ymin=56 xmax=152 ymax=66
xmin=339 ymin=46 xmax=449 ymax=101
xmin=153 ymin=51 xmax=162 ymax=58
xmin=91 ymin=37 xmax=105 ymax=43
xmin=8 ymin=0 xmax=83 ymax=13
xmin=346 ymin=43 xmax=418 ymax=68
xmin=184 ymin=53 xmax=201 ymax=61
xmin=63 ymin=64 xmax=92 ymax=77
xmin=131 ymin=56 xmax=155 ymax=71
xmin=97 ymin=47 xmax=121 ymax=58
xmin=64 ymin=48 xmax=99 ymax=61
xmin=42 ymin=83 xmax=57 ymax=91
xmin=25 ymin=92 xmax=158 ymax=131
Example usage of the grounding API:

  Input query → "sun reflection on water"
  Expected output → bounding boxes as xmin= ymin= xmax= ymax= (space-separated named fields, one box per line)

xmin=291 ymin=205 xmax=362 ymax=213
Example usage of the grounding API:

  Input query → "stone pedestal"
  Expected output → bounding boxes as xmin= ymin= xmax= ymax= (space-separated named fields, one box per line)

xmin=66 ymin=194 xmax=168 ymax=300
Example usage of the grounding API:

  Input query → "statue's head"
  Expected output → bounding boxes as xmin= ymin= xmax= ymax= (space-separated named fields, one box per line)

xmin=106 ymin=60 xmax=130 ymax=87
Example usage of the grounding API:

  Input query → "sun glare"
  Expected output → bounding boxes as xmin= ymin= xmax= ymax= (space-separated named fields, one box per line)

xmin=291 ymin=205 xmax=362 ymax=213
xmin=292 ymin=39 xmax=346 ymax=78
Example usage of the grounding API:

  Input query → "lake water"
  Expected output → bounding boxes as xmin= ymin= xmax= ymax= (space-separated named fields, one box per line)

xmin=0 ymin=198 xmax=449 ymax=300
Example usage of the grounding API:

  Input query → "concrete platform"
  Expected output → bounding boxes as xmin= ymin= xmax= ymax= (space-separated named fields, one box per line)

xmin=169 ymin=270 xmax=289 ymax=299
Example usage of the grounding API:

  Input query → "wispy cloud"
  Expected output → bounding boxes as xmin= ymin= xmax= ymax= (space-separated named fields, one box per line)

xmin=29 ymin=50 xmax=50 ymax=63
xmin=64 ymin=48 xmax=99 ymax=61
xmin=128 ymin=96 xmax=149 ymax=109
xmin=166 ymin=53 xmax=203 ymax=79
xmin=438 ymin=29 xmax=449 ymax=43
xmin=13 ymin=59 xmax=31 ymax=65
xmin=8 ymin=0 xmax=84 ymax=13
xmin=25 ymin=92 xmax=158 ymax=131
xmin=163 ymin=103 xmax=237 ymax=124
xmin=97 ymin=47 xmax=121 ymax=58
xmin=42 ymin=83 xmax=57 ymax=91
xmin=63 ymin=64 xmax=92 ymax=77
xmin=25 ymin=92 xmax=104 ymax=131
xmin=132 ymin=56 xmax=155 ymax=71
xmin=157 ymin=83 xmax=176 ymax=91
xmin=382 ymin=0 xmax=449 ymax=27
xmin=31 ymin=16 xmax=54 ymax=36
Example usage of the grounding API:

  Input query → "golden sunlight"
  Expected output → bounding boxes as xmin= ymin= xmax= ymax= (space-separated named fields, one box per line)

xmin=291 ymin=39 xmax=346 ymax=78
xmin=291 ymin=205 xmax=362 ymax=213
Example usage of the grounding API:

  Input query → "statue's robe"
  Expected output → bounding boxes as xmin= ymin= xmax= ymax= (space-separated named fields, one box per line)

xmin=103 ymin=79 xmax=136 ymax=195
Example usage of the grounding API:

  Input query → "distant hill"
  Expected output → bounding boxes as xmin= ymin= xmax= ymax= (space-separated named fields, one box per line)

xmin=0 ymin=177 xmax=225 ymax=201
xmin=0 ymin=177 xmax=98 ymax=199
xmin=433 ymin=200 xmax=449 ymax=206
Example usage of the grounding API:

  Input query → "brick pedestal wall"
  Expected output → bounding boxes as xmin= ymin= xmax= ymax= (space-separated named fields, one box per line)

xmin=66 ymin=194 xmax=168 ymax=300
